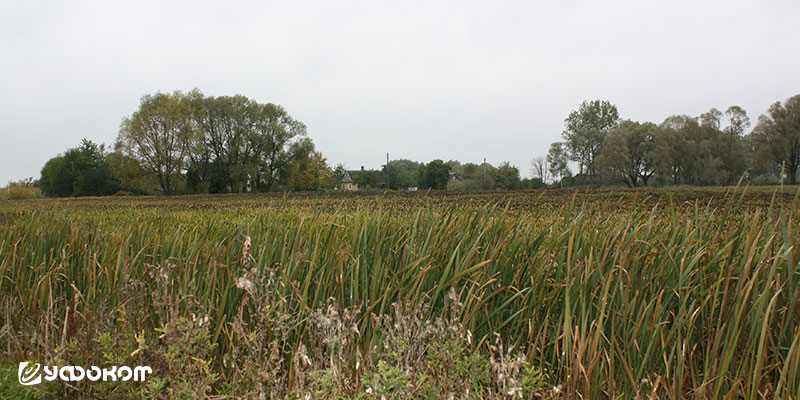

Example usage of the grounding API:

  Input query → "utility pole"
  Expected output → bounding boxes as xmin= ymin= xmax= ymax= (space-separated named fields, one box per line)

xmin=383 ymin=153 xmax=390 ymax=190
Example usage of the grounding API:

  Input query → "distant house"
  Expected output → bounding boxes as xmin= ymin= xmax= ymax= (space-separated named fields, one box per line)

xmin=340 ymin=166 xmax=368 ymax=191
xmin=340 ymin=170 xmax=357 ymax=191
xmin=339 ymin=166 xmax=388 ymax=191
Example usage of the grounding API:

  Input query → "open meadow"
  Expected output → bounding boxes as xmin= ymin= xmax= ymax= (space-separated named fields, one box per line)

xmin=1 ymin=187 xmax=799 ymax=399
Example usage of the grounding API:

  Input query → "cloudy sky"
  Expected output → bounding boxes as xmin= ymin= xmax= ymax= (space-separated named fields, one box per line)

xmin=1 ymin=0 xmax=799 ymax=184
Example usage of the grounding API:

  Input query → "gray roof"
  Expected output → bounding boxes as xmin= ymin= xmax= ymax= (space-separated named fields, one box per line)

xmin=341 ymin=171 xmax=353 ymax=183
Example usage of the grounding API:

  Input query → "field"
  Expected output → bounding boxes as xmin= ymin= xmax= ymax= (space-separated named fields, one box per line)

xmin=1 ymin=187 xmax=799 ymax=399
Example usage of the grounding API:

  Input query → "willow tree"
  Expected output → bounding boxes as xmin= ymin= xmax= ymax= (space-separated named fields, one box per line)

xmin=246 ymin=103 xmax=308 ymax=191
xmin=191 ymin=94 xmax=253 ymax=193
xmin=597 ymin=120 xmax=658 ymax=187
xmin=751 ymin=95 xmax=800 ymax=184
xmin=562 ymin=99 xmax=620 ymax=176
xmin=117 ymin=90 xmax=202 ymax=195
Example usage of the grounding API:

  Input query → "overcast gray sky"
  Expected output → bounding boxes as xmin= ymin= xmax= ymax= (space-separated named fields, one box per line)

xmin=1 ymin=0 xmax=799 ymax=184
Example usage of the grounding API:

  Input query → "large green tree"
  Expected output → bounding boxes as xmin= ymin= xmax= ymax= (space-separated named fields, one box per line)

xmin=562 ymin=100 xmax=620 ymax=176
xmin=40 ymin=156 xmax=73 ymax=197
xmin=417 ymin=160 xmax=451 ymax=190
xmin=118 ymin=90 xmax=312 ymax=194
xmin=384 ymin=159 xmax=422 ymax=190
xmin=117 ymin=90 xmax=202 ymax=195
xmin=653 ymin=108 xmax=751 ymax=186
xmin=248 ymin=103 xmax=310 ymax=191
xmin=190 ymin=95 xmax=311 ymax=192
xmin=191 ymin=94 xmax=253 ymax=193
xmin=40 ymin=139 xmax=118 ymax=197
xmin=751 ymin=95 xmax=800 ymax=184
xmin=494 ymin=162 xmax=520 ymax=189
xmin=655 ymin=115 xmax=723 ymax=185
xmin=598 ymin=120 xmax=658 ymax=187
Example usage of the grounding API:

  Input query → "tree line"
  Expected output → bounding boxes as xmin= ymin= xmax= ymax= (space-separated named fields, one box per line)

xmin=30 ymin=91 xmax=800 ymax=197
xmin=39 ymin=90 xmax=334 ymax=197
xmin=536 ymin=94 xmax=800 ymax=187
xmin=331 ymin=159 xmax=544 ymax=191
xmin=34 ymin=89 xmax=544 ymax=197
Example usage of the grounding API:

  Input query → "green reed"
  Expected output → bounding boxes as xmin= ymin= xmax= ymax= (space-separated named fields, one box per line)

xmin=0 ymin=187 xmax=798 ymax=398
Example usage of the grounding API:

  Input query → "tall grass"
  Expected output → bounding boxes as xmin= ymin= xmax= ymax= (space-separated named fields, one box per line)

xmin=0 ymin=188 xmax=798 ymax=398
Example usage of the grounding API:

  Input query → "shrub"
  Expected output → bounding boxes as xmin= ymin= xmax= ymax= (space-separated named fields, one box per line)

xmin=0 ymin=178 xmax=42 ymax=200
